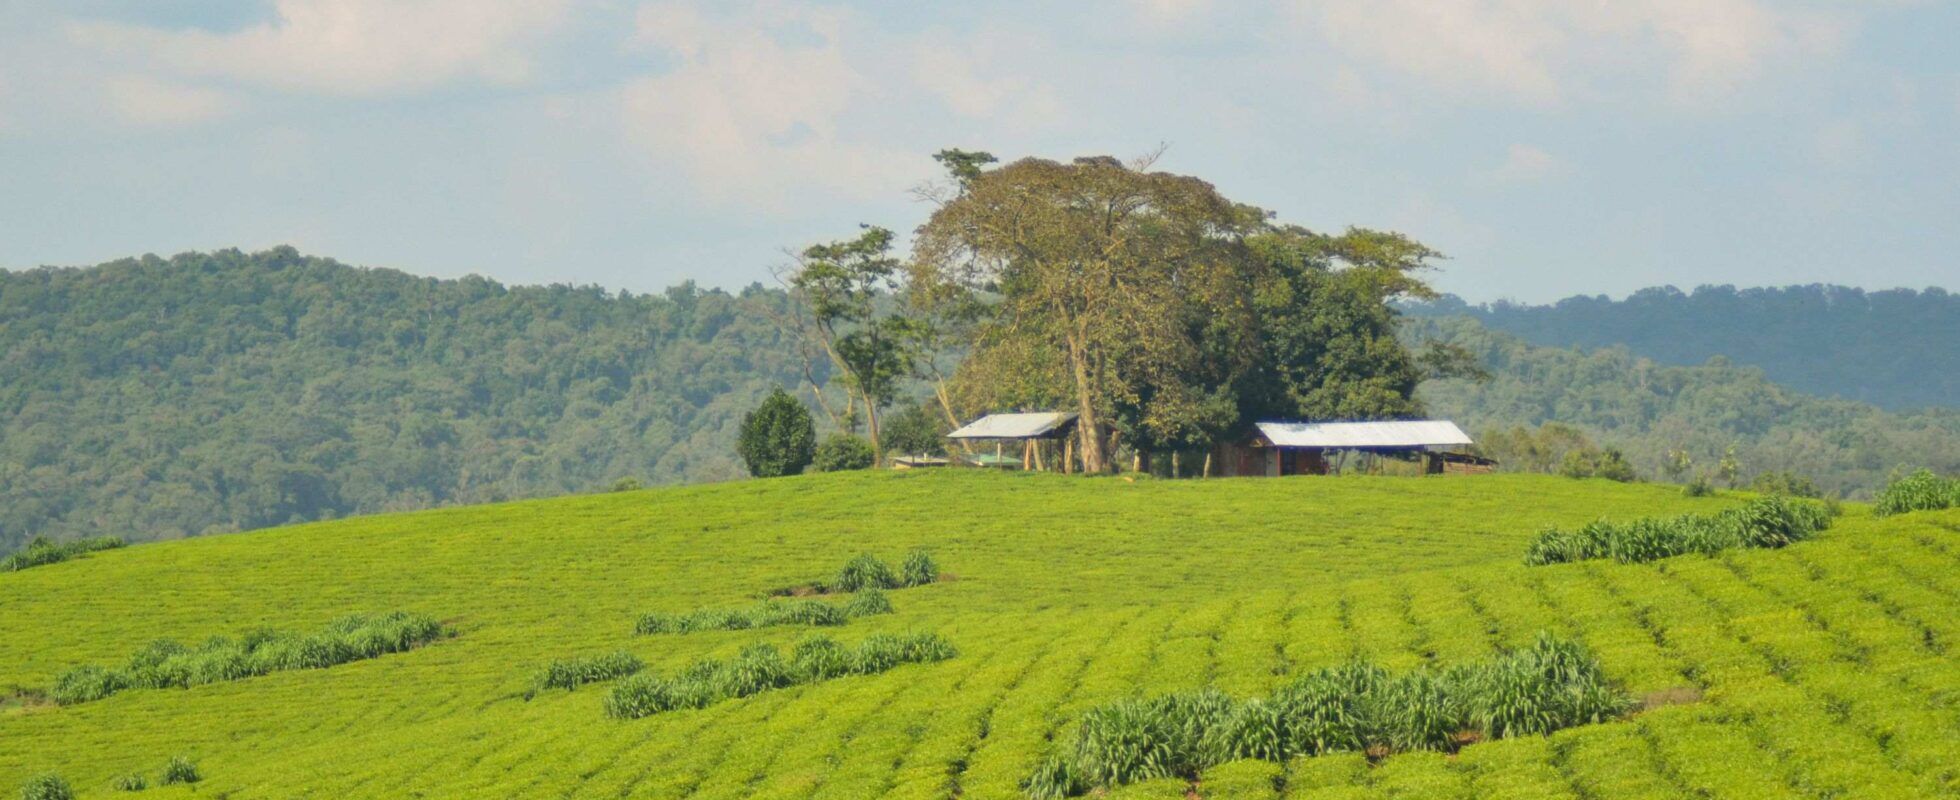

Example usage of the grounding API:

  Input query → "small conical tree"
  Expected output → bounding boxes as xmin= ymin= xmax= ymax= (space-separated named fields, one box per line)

xmin=738 ymin=388 xmax=818 ymax=477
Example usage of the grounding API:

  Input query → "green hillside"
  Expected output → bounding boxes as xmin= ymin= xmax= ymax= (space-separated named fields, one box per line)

xmin=3 ymin=472 xmax=1956 ymax=798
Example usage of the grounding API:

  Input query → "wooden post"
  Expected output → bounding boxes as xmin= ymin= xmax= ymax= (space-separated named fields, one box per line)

xmin=1022 ymin=440 xmax=1033 ymax=470
xmin=1172 ymin=451 xmax=1182 ymax=478
xmin=1033 ymin=440 xmax=1046 ymax=471
xmin=1064 ymin=437 xmax=1074 ymax=474
xmin=1202 ymin=450 xmax=1213 ymax=478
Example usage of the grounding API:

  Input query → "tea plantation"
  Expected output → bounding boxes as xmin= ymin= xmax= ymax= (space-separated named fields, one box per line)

xmin=1 ymin=470 xmax=1955 ymax=798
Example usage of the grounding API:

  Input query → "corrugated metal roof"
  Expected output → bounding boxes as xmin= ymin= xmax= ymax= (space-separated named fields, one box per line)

xmin=1256 ymin=420 xmax=1472 ymax=449
xmin=946 ymin=412 xmax=1079 ymax=439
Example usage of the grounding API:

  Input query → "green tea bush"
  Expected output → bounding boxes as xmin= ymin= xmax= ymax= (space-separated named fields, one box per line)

xmin=1873 ymin=469 xmax=1959 ymax=516
xmin=49 ymin=611 xmax=446 ymax=705
xmin=834 ymin=553 xmax=898 ymax=591
xmin=738 ymin=388 xmax=818 ymax=478
xmin=634 ymin=592 xmax=887 ymax=636
xmin=16 ymin=774 xmax=73 ymax=800
xmin=1025 ymin=634 xmax=1631 ymax=798
xmin=1523 ymin=495 xmax=1831 ymax=566
xmin=1 ymin=536 xmax=124 ymax=573
xmin=160 ymin=756 xmax=199 ymax=785
xmin=532 ymin=651 xmax=644 ymax=693
xmin=604 ymin=632 xmax=956 ymax=720
xmin=112 ymin=774 xmax=146 ymax=792
xmin=899 ymin=548 xmax=940 ymax=587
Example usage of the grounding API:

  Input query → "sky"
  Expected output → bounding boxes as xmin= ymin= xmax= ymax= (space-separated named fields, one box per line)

xmin=0 ymin=1 xmax=1956 ymax=303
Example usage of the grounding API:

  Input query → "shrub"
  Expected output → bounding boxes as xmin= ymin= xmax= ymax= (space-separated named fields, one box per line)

xmin=606 ymin=477 xmax=644 ymax=492
xmin=1523 ymin=496 xmax=1831 ymax=566
xmin=635 ymin=593 xmax=881 ymax=636
xmin=17 ymin=774 xmax=73 ymax=800
xmin=834 ymin=554 xmax=898 ymax=592
xmin=738 ymin=388 xmax=818 ymax=478
xmin=605 ymin=632 xmax=956 ymax=720
xmin=112 ymin=774 xmax=147 ymax=792
xmin=1028 ymin=634 xmax=1632 ymax=797
xmin=899 ymin=549 xmax=940 ymax=587
xmin=49 ymin=611 xmax=446 ymax=705
xmin=160 ymin=756 xmax=199 ymax=785
xmin=532 ymin=651 xmax=644 ymax=693
xmin=841 ymin=588 xmax=893 ymax=618
xmin=1559 ymin=447 xmax=1637 ymax=482
xmin=1747 ymin=470 xmax=1822 ymax=498
xmin=1873 ymin=469 xmax=1959 ymax=516
xmin=812 ymin=434 xmax=875 ymax=472
xmin=1682 ymin=474 xmax=1716 ymax=497
xmin=1 ymin=536 xmax=125 ymax=572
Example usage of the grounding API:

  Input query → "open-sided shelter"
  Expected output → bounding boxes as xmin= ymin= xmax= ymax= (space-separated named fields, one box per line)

xmin=944 ymin=412 xmax=1079 ymax=470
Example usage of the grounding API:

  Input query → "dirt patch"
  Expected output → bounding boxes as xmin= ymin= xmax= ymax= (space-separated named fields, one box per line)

xmin=1641 ymin=685 xmax=1704 ymax=710
xmin=1 ymin=688 xmax=52 ymax=715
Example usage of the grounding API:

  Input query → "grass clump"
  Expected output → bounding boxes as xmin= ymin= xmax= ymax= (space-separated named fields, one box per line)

xmin=160 ymin=756 xmax=199 ymax=785
xmin=112 ymin=774 xmax=147 ymax=792
xmin=604 ymin=632 xmax=956 ymax=720
xmin=17 ymin=774 xmax=73 ymax=800
xmin=1523 ymin=495 xmax=1830 ymax=566
xmin=834 ymin=554 xmax=899 ymax=592
xmin=2 ymin=536 xmax=124 ymax=573
xmin=531 ymin=651 xmax=644 ymax=694
xmin=1024 ymin=633 xmax=1631 ymax=798
xmin=899 ymin=548 xmax=940 ymax=587
xmin=1873 ymin=469 xmax=1959 ymax=517
xmin=49 ymin=611 xmax=446 ymax=705
xmin=635 ymin=591 xmax=891 ymax=636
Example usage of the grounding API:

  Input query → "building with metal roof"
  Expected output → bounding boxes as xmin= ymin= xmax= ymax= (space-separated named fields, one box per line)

xmin=945 ymin=412 xmax=1079 ymax=440
xmin=1217 ymin=419 xmax=1486 ymax=477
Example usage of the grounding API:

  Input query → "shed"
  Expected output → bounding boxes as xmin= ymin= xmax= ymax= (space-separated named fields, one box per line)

xmin=1216 ymin=420 xmax=1479 ymax=477
xmin=944 ymin=412 xmax=1079 ymax=471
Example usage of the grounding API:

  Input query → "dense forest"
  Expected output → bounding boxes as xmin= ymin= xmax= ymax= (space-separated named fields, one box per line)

xmin=1412 ymin=316 xmax=1960 ymax=497
xmin=1408 ymin=285 xmax=1960 ymax=410
xmin=0 ymin=248 xmax=816 ymax=550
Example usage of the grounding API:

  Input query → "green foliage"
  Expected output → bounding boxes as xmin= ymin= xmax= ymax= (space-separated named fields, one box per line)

xmin=160 ymin=757 xmax=199 ymax=785
xmin=899 ymin=548 xmax=939 ymax=587
xmin=812 ymin=434 xmax=875 ymax=472
xmin=1746 ymin=470 xmax=1822 ymax=498
xmin=880 ymin=402 xmax=947 ymax=457
xmin=1 ymin=536 xmax=124 ymax=573
xmin=0 ymin=249 xmax=819 ymax=552
xmin=737 ymin=388 xmax=818 ymax=478
xmin=1558 ymin=447 xmax=1638 ymax=482
xmin=1408 ymin=284 xmax=1960 ymax=411
xmin=604 ymin=477 xmax=643 ymax=493
xmin=1873 ymin=469 xmax=1960 ymax=516
xmin=1682 ymin=474 xmax=1716 ymax=497
xmin=634 ymin=592 xmax=889 ymax=636
xmin=111 ymin=774 xmax=146 ymax=792
xmin=1410 ymin=314 xmax=1960 ymax=498
xmin=834 ymin=553 xmax=898 ymax=592
xmin=1029 ymin=634 xmax=1631 ymax=797
xmin=15 ymin=774 xmax=72 ymax=800
xmin=1524 ymin=495 xmax=1831 ymax=565
xmin=50 ymin=612 xmax=445 ymax=704
xmin=531 ymin=651 xmax=644 ymax=693
xmin=604 ymin=632 xmax=956 ymax=720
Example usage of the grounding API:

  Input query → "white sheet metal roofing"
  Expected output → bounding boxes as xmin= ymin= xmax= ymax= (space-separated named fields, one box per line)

xmin=946 ymin=412 xmax=1079 ymax=439
xmin=1255 ymin=420 xmax=1472 ymax=449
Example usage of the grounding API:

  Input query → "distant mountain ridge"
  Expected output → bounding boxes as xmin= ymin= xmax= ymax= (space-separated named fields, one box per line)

xmin=1407 ymin=284 xmax=1958 ymax=410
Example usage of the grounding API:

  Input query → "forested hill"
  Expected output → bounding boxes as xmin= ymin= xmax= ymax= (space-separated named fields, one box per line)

xmin=0 ymin=248 xmax=815 ymax=551
xmin=1412 ymin=316 xmax=1960 ymax=497
xmin=1407 ymin=285 xmax=1959 ymax=410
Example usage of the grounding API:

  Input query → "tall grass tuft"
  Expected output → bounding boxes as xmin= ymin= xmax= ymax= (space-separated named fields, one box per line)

xmin=899 ymin=548 xmax=940 ymax=587
xmin=49 ymin=611 xmax=446 ymax=705
xmin=160 ymin=756 xmax=200 ymax=785
xmin=112 ymin=774 xmax=147 ymax=792
xmin=1523 ymin=495 xmax=1830 ymax=566
xmin=531 ymin=651 xmax=644 ymax=694
xmin=635 ymin=591 xmax=889 ymax=636
xmin=1026 ymin=633 xmax=1631 ymax=798
xmin=16 ymin=774 xmax=74 ymax=800
xmin=834 ymin=554 xmax=899 ymax=592
xmin=1 ymin=536 xmax=124 ymax=573
xmin=1873 ymin=469 xmax=1960 ymax=517
xmin=605 ymin=632 xmax=956 ymax=720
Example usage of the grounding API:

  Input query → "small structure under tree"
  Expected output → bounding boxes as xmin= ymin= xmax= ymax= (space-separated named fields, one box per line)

xmin=1215 ymin=420 xmax=1488 ymax=477
xmin=944 ymin=412 xmax=1079 ymax=471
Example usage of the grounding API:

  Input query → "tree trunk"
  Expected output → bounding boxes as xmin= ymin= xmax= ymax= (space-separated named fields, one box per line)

xmin=1172 ymin=451 xmax=1181 ymax=478
xmin=1065 ymin=332 xmax=1107 ymax=473
xmin=1202 ymin=451 xmax=1213 ymax=478
xmin=1063 ymin=436 xmax=1075 ymax=474
xmin=864 ymin=396 xmax=883 ymax=467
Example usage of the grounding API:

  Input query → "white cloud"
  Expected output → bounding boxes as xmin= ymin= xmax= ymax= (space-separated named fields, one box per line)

xmin=103 ymin=76 xmax=233 ymax=127
xmin=69 ymin=0 xmax=572 ymax=96
xmin=618 ymin=1 xmax=921 ymax=210
xmin=1283 ymin=0 xmax=1846 ymax=107
xmin=1487 ymin=144 xmax=1570 ymax=184
xmin=910 ymin=31 xmax=1065 ymax=126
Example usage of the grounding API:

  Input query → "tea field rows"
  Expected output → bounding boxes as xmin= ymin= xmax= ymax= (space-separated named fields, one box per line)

xmin=0 ymin=471 xmax=1955 ymax=798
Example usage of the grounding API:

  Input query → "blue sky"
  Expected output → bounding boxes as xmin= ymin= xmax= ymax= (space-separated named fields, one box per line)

xmin=1 ymin=0 xmax=1955 ymax=302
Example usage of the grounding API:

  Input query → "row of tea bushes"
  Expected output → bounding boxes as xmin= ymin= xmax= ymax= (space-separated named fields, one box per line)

xmin=634 ymin=589 xmax=893 ymax=635
xmin=51 ymin=612 xmax=447 ymax=705
xmin=604 ymin=633 xmax=957 ymax=720
xmin=1523 ymin=495 xmax=1831 ymax=566
xmin=1024 ymin=633 xmax=1633 ymax=798
xmin=2 ymin=536 xmax=124 ymax=573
